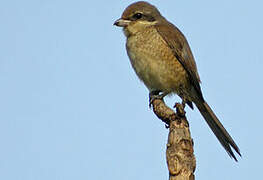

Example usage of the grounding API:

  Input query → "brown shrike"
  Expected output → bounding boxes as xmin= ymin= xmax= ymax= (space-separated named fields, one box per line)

xmin=114 ymin=1 xmax=241 ymax=161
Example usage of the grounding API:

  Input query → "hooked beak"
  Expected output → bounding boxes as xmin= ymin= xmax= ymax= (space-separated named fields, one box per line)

xmin=113 ymin=18 xmax=131 ymax=27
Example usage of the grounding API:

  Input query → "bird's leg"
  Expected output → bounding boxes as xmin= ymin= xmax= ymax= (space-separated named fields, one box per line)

xmin=181 ymin=97 xmax=187 ymax=109
xmin=175 ymin=86 xmax=187 ymax=109
xmin=149 ymin=91 xmax=168 ymax=108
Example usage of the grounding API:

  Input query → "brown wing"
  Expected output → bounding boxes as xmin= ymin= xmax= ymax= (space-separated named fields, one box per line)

xmin=155 ymin=21 xmax=204 ymax=101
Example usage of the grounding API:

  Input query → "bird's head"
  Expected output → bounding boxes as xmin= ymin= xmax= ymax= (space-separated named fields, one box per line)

xmin=114 ymin=1 xmax=163 ymax=37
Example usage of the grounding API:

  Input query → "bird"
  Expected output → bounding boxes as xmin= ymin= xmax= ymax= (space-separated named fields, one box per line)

xmin=114 ymin=1 xmax=241 ymax=161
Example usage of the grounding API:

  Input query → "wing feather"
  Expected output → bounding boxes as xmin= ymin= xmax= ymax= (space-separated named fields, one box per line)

xmin=155 ymin=21 xmax=204 ymax=101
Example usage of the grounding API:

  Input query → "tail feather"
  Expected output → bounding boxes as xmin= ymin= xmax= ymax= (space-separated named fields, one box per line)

xmin=195 ymin=100 xmax=241 ymax=161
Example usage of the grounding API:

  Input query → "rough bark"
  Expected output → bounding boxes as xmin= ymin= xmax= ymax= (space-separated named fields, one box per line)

xmin=151 ymin=98 xmax=196 ymax=180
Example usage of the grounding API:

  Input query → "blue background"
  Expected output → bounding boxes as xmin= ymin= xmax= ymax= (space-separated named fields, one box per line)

xmin=0 ymin=0 xmax=262 ymax=179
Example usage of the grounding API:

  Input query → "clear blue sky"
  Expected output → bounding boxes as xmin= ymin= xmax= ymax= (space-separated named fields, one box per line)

xmin=0 ymin=0 xmax=262 ymax=179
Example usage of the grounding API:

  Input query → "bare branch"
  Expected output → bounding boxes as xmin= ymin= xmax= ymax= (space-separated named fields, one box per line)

xmin=151 ymin=99 xmax=196 ymax=180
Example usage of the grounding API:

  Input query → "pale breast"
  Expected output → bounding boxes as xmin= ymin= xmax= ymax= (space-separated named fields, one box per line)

xmin=126 ymin=27 xmax=189 ymax=94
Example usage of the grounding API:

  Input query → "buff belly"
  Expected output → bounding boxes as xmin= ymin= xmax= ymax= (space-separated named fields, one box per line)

xmin=126 ymin=28 xmax=189 ymax=94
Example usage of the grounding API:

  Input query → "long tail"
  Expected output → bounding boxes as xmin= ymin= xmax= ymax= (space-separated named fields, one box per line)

xmin=194 ymin=100 xmax=241 ymax=161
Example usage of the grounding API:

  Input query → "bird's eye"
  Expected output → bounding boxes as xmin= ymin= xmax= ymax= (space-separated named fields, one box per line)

xmin=132 ymin=13 xmax=143 ymax=20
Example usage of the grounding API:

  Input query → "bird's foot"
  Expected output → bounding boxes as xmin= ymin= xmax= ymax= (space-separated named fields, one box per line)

xmin=173 ymin=97 xmax=186 ymax=117
xmin=149 ymin=91 xmax=167 ymax=108
xmin=173 ymin=97 xmax=187 ymax=109
xmin=173 ymin=103 xmax=186 ymax=117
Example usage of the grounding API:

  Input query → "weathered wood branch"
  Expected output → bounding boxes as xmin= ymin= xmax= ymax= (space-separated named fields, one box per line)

xmin=151 ymin=98 xmax=196 ymax=180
